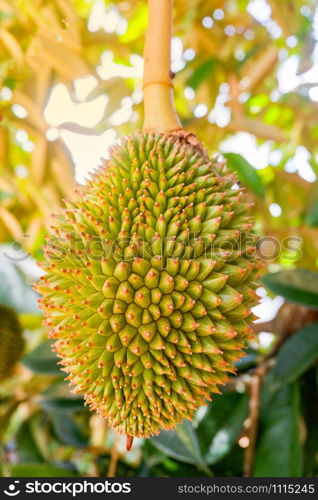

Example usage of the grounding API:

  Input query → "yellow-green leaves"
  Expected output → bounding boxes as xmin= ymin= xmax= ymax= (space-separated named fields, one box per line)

xmin=223 ymin=153 xmax=265 ymax=199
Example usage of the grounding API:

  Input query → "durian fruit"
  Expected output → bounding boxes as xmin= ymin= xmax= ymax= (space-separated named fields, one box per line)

xmin=35 ymin=0 xmax=261 ymax=446
xmin=36 ymin=133 xmax=260 ymax=439
xmin=0 ymin=305 xmax=25 ymax=381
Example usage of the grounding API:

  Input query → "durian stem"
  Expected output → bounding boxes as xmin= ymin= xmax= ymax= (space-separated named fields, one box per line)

xmin=143 ymin=0 xmax=182 ymax=132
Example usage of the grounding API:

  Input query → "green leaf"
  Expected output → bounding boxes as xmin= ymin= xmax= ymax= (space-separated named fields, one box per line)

xmin=305 ymin=200 xmax=318 ymax=227
xmin=302 ymin=369 xmax=318 ymax=476
xmin=254 ymin=380 xmax=302 ymax=477
xmin=22 ymin=341 xmax=61 ymax=375
xmin=51 ymin=413 xmax=88 ymax=448
xmin=0 ymin=247 xmax=39 ymax=313
xmin=150 ymin=459 xmax=208 ymax=477
xmin=188 ymin=59 xmax=216 ymax=90
xmin=199 ymin=394 xmax=248 ymax=464
xmin=262 ymin=269 xmax=318 ymax=309
xmin=223 ymin=153 xmax=265 ymax=198
xmin=150 ymin=421 xmax=209 ymax=473
xmin=8 ymin=464 xmax=78 ymax=477
xmin=273 ymin=322 xmax=318 ymax=385
xmin=16 ymin=421 xmax=45 ymax=463
xmin=39 ymin=397 xmax=86 ymax=414
xmin=197 ymin=392 xmax=242 ymax=454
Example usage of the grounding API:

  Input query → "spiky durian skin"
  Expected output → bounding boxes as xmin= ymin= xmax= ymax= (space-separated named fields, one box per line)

xmin=36 ymin=133 xmax=260 ymax=438
xmin=0 ymin=305 xmax=25 ymax=381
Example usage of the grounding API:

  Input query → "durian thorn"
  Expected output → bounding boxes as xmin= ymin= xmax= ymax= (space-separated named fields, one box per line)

xmin=143 ymin=0 xmax=182 ymax=132
xmin=126 ymin=435 xmax=134 ymax=451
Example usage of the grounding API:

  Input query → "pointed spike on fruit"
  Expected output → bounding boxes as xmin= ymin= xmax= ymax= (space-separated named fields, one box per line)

xmin=126 ymin=435 xmax=134 ymax=451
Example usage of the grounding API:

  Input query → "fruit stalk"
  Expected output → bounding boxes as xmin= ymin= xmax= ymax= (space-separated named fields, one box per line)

xmin=143 ymin=0 xmax=182 ymax=132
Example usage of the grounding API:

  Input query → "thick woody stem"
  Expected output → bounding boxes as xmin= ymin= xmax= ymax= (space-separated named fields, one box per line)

xmin=143 ymin=0 xmax=182 ymax=132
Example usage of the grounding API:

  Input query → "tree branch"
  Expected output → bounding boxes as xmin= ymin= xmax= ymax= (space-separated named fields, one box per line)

xmin=243 ymin=360 xmax=273 ymax=477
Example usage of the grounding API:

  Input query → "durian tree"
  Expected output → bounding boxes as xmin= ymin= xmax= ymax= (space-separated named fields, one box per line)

xmin=0 ymin=0 xmax=318 ymax=478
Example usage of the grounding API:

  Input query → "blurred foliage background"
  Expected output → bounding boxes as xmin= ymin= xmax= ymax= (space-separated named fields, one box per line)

xmin=0 ymin=0 xmax=318 ymax=478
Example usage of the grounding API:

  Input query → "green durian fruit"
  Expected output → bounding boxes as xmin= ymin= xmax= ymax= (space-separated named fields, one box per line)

xmin=0 ymin=305 xmax=25 ymax=381
xmin=36 ymin=132 xmax=260 ymax=441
